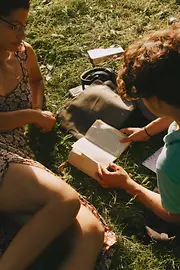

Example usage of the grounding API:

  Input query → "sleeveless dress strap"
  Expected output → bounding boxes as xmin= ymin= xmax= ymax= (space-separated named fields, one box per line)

xmin=14 ymin=42 xmax=29 ymax=82
xmin=15 ymin=42 xmax=28 ymax=61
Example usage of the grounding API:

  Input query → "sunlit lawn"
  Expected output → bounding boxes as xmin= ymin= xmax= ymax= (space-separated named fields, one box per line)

xmin=28 ymin=1 xmax=180 ymax=269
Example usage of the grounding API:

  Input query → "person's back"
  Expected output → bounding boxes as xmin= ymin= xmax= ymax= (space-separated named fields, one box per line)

xmin=156 ymin=121 xmax=180 ymax=213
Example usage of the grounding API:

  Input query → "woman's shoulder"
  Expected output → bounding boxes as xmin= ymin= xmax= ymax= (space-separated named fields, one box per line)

xmin=23 ymin=42 xmax=37 ymax=64
xmin=23 ymin=41 xmax=34 ymax=57
xmin=22 ymin=42 xmax=40 ymax=75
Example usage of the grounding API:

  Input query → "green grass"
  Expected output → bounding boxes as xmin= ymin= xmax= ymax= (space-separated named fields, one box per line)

xmin=27 ymin=0 xmax=180 ymax=269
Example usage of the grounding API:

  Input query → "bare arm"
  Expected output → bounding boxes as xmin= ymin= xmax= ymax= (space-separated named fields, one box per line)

xmin=26 ymin=42 xmax=44 ymax=110
xmin=0 ymin=44 xmax=56 ymax=133
xmin=0 ymin=109 xmax=40 ymax=131
xmin=126 ymin=180 xmax=180 ymax=223
xmin=97 ymin=163 xmax=180 ymax=223
xmin=120 ymin=116 xmax=173 ymax=143
xmin=144 ymin=116 xmax=173 ymax=136
xmin=0 ymin=109 xmax=56 ymax=133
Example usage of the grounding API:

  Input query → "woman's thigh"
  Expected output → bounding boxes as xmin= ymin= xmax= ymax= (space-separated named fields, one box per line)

xmin=0 ymin=163 xmax=78 ymax=213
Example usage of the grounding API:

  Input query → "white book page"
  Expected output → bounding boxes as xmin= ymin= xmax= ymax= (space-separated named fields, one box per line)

xmin=85 ymin=120 xmax=130 ymax=157
xmin=72 ymin=137 xmax=115 ymax=167
xmin=142 ymin=147 xmax=163 ymax=173
xmin=68 ymin=148 xmax=100 ymax=180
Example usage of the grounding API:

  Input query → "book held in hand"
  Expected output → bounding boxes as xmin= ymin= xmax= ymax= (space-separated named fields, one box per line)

xmin=68 ymin=120 xmax=130 ymax=180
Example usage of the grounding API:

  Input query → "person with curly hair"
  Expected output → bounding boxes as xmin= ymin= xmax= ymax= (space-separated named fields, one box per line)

xmin=97 ymin=24 xmax=180 ymax=223
xmin=0 ymin=1 xmax=119 ymax=269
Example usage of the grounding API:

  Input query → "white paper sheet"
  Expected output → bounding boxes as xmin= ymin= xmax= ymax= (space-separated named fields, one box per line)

xmin=142 ymin=147 xmax=163 ymax=173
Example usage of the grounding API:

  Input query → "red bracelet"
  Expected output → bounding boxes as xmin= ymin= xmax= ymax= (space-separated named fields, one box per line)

xmin=144 ymin=127 xmax=153 ymax=137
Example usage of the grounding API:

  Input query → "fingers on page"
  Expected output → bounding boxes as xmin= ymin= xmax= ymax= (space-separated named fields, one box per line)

xmin=97 ymin=163 xmax=109 ymax=176
xmin=96 ymin=165 xmax=107 ymax=187
xmin=96 ymin=164 xmax=109 ymax=188
xmin=120 ymin=128 xmax=133 ymax=135
xmin=95 ymin=173 xmax=103 ymax=183
xmin=109 ymin=163 xmax=119 ymax=171
xmin=120 ymin=137 xmax=130 ymax=143
xmin=97 ymin=163 xmax=104 ymax=179
xmin=120 ymin=128 xmax=128 ymax=133
xmin=101 ymin=166 xmax=110 ymax=176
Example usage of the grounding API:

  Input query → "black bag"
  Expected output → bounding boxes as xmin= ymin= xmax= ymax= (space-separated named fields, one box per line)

xmin=57 ymin=83 xmax=135 ymax=138
xmin=80 ymin=67 xmax=117 ymax=90
xmin=57 ymin=68 xmax=155 ymax=138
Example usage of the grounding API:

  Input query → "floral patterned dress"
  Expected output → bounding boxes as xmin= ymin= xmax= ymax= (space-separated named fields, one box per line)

xmin=0 ymin=44 xmax=47 ymax=180
xmin=0 ymin=43 xmax=117 ymax=268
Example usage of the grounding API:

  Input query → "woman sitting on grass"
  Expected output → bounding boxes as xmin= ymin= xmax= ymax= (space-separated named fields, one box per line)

xmin=0 ymin=1 xmax=117 ymax=269
xmin=97 ymin=24 xmax=180 ymax=223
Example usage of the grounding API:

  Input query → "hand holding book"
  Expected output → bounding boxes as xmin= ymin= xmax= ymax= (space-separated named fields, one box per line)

xmin=68 ymin=120 xmax=131 ymax=180
xmin=120 ymin=127 xmax=150 ymax=143
xmin=96 ymin=163 xmax=134 ymax=190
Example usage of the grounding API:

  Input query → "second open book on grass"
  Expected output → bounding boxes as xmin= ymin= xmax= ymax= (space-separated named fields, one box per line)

xmin=68 ymin=120 xmax=130 ymax=180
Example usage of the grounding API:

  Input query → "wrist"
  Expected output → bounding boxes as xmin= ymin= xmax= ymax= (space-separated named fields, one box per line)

xmin=27 ymin=109 xmax=42 ymax=124
xmin=143 ymin=126 xmax=153 ymax=138
xmin=125 ymin=178 xmax=142 ymax=196
xmin=122 ymin=175 xmax=136 ymax=191
xmin=32 ymin=105 xmax=42 ymax=110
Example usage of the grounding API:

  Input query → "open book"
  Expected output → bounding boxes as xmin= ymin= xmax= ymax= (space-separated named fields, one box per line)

xmin=68 ymin=120 xmax=130 ymax=180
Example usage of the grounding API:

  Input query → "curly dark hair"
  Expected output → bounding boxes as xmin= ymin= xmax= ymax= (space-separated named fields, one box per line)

xmin=117 ymin=24 xmax=180 ymax=107
xmin=0 ymin=0 xmax=30 ymax=17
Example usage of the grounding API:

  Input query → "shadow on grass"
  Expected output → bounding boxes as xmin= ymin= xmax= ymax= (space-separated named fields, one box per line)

xmin=27 ymin=124 xmax=58 ymax=169
xmin=66 ymin=165 xmax=180 ymax=269
xmin=25 ymin=121 xmax=180 ymax=269
xmin=29 ymin=238 xmax=68 ymax=270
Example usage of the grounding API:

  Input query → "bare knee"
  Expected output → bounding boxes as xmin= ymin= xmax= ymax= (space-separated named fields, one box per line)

xmin=49 ymin=183 xmax=80 ymax=219
xmin=0 ymin=163 xmax=80 ymax=222
xmin=88 ymin=218 xmax=104 ymax=248
xmin=79 ymin=207 xmax=104 ymax=248
xmin=62 ymin=187 xmax=80 ymax=217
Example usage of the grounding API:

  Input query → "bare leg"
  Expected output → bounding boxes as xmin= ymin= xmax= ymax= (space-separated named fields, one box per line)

xmin=60 ymin=205 xmax=104 ymax=270
xmin=0 ymin=163 xmax=80 ymax=270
